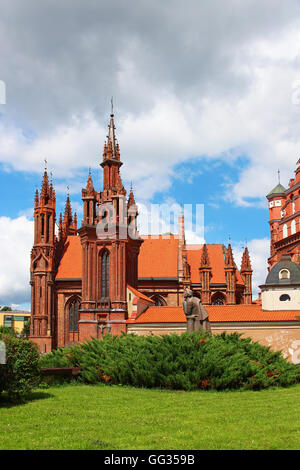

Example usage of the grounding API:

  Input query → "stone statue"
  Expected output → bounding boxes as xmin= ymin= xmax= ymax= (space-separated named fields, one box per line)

xmin=183 ymin=288 xmax=211 ymax=333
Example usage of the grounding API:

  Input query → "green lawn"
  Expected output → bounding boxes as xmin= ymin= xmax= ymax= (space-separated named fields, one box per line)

xmin=1 ymin=383 xmax=300 ymax=450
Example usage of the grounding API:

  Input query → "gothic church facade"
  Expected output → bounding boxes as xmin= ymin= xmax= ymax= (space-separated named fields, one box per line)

xmin=29 ymin=112 xmax=253 ymax=353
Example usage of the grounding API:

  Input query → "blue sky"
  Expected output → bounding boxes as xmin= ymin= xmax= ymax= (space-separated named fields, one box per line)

xmin=0 ymin=155 xmax=271 ymax=245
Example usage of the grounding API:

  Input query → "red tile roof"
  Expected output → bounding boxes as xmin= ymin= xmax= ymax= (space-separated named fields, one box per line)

xmin=127 ymin=304 xmax=300 ymax=324
xmin=56 ymin=237 xmax=243 ymax=286
xmin=127 ymin=285 xmax=155 ymax=303
xmin=56 ymin=236 xmax=82 ymax=279
xmin=206 ymin=305 xmax=300 ymax=322
xmin=127 ymin=306 xmax=185 ymax=324
xmin=138 ymin=235 xmax=179 ymax=278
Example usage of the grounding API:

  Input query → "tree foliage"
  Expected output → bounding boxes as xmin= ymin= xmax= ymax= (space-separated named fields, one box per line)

xmin=0 ymin=333 xmax=41 ymax=401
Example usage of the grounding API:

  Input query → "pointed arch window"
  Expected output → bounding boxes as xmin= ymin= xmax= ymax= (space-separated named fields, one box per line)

xmin=69 ymin=298 xmax=80 ymax=333
xmin=211 ymin=292 xmax=226 ymax=305
xmin=101 ymin=250 xmax=109 ymax=298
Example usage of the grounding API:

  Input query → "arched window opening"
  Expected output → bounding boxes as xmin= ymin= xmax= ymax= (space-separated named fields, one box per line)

xmin=279 ymin=294 xmax=291 ymax=301
xmin=46 ymin=214 xmax=50 ymax=242
xmin=211 ymin=292 xmax=226 ymax=305
xmin=69 ymin=298 xmax=80 ymax=332
xmin=101 ymin=251 xmax=109 ymax=298
xmin=150 ymin=294 xmax=167 ymax=306
xmin=103 ymin=211 xmax=109 ymax=233
xmin=283 ymin=224 xmax=288 ymax=238
xmin=279 ymin=269 xmax=290 ymax=280
xmin=41 ymin=214 xmax=45 ymax=236
xmin=291 ymin=219 xmax=296 ymax=235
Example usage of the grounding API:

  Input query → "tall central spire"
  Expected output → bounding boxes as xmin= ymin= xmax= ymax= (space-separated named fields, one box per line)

xmin=101 ymin=106 xmax=124 ymax=193
xmin=108 ymin=113 xmax=117 ymax=158
xmin=106 ymin=98 xmax=118 ymax=160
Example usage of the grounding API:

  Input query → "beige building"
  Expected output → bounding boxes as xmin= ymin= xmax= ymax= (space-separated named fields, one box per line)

xmin=261 ymin=254 xmax=300 ymax=310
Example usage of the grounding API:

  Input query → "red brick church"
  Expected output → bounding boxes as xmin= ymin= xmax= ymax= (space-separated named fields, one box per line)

xmin=29 ymin=111 xmax=254 ymax=353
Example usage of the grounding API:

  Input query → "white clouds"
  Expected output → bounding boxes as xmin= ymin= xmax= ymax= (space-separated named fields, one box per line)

xmin=1 ymin=3 xmax=300 ymax=203
xmin=0 ymin=216 xmax=33 ymax=305
xmin=233 ymin=238 xmax=270 ymax=298
xmin=1 ymin=2 xmax=300 ymax=205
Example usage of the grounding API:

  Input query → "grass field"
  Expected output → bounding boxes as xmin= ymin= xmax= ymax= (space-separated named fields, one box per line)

xmin=1 ymin=383 xmax=300 ymax=450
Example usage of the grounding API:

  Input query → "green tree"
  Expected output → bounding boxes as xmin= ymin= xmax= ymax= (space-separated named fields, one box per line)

xmin=1 ymin=306 xmax=12 ymax=311
xmin=21 ymin=319 xmax=31 ymax=339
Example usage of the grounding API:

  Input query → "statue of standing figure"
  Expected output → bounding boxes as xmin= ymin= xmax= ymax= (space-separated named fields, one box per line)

xmin=183 ymin=289 xmax=211 ymax=333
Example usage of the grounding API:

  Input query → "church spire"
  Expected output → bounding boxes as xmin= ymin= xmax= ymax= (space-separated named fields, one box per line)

xmin=62 ymin=194 xmax=76 ymax=235
xmin=225 ymin=243 xmax=235 ymax=268
xmin=101 ymin=107 xmax=124 ymax=193
xmin=241 ymin=246 xmax=252 ymax=272
xmin=40 ymin=170 xmax=50 ymax=203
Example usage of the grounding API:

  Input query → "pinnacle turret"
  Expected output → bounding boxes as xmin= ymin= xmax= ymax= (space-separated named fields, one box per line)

xmin=200 ymin=244 xmax=211 ymax=268
xmin=241 ymin=246 xmax=252 ymax=272
xmin=225 ymin=244 xmax=235 ymax=268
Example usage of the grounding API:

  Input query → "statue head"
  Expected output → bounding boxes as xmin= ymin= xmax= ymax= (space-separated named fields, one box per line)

xmin=184 ymin=288 xmax=193 ymax=299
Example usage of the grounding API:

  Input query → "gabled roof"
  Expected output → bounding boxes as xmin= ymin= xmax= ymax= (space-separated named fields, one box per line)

xmin=55 ymin=237 xmax=244 ymax=286
xmin=127 ymin=285 xmax=154 ymax=303
xmin=138 ymin=235 xmax=179 ymax=278
xmin=56 ymin=236 xmax=82 ymax=279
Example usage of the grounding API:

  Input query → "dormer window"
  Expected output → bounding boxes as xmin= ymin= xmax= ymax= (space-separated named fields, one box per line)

xmin=279 ymin=269 xmax=290 ymax=280
xmin=275 ymin=200 xmax=282 ymax=207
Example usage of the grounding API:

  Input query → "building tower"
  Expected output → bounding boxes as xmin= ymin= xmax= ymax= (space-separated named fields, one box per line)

xmin=241 ymin=246 xmax=252 ymax=304
xmin=78 ymin=110 xmax=143 ymax=340
xmin=29 ymin=169 xmax=56 ymax=353
xmin=225 ymin=243 xmax=236 ymax=305
xmin=199 ymin=244 xmax=212 ymax=304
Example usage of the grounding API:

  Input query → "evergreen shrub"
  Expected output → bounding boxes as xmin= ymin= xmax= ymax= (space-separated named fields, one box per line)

xmin=39 ymin=331 xmax=300 ymax=391
xmin=0 ymin=333 xmax=41 ymax=401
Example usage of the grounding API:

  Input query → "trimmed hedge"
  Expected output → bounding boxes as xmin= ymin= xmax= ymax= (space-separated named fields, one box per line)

xmin=0 ymin=334 xmax=41 ymax=401
xmin=39 ymin=331 xmax=300 ymax=391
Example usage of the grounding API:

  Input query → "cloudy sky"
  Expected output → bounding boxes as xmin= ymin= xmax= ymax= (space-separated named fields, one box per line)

xmin=1 ymin=0 xmax=300 ymax=308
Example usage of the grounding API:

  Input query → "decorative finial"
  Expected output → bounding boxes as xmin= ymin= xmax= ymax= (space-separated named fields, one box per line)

xmin=89 ymin=166 xmax=91 ymax=176
xmin=111 ymin=96 xmax=114 ymax=116
xmin=44 ymin=158 xmax=47 ymax=171
xmin=67 ymin=185 xmax=70 ymax=197
xmin=130 ymin=180 xmax=133 ymax=190
xmin=278 ymin=169 xmax=280 ymax=184
xmin=50 ymin=171 xmax=53 ymax=184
